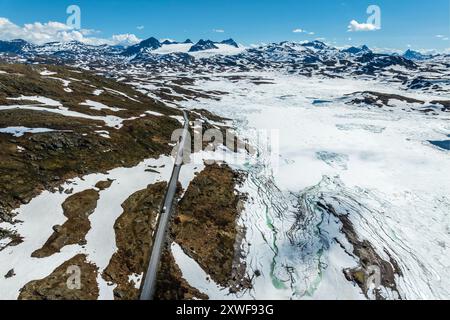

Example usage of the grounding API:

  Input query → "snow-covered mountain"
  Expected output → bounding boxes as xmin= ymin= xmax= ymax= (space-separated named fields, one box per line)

xmin=342 ymin=45 xmax=372 ymax=55
xmin=0 ymin=37 xmax=449 ymax=93
xmin=403 ymin=49 xmax=433 ymax=61
xmin=0 ymin=39 xmax=34 ymax=54
xmin=122 ymin=37 xmax=162 ymax=56
xmin=189 ymin=39 xmax=218 ymax=52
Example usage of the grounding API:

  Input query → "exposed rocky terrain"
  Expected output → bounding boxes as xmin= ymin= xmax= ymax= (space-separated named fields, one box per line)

xmin=102 ymin=182 xmax=166 ymax=300
xmin=18 ymin=254 xmax=99 ymax=300
xmin=170 ymin=164 xmax=250 ymax=292
xmin=32 ymin=189 xmax=100 ymax=258
xmin=0 ymin=63 xmax=181 ymax=225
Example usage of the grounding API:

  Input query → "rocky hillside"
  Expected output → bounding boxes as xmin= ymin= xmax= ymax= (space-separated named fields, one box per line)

xmin=0 ymin=63 xmax=182 ymax=224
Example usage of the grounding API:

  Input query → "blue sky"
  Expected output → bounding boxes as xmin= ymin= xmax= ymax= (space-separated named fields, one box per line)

xmin=0 ymin=0 xmax=449 ymax=50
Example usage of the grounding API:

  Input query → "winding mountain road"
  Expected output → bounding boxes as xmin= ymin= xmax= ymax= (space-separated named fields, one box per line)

xmin=140 ymin=110 xmax=189 ymax=300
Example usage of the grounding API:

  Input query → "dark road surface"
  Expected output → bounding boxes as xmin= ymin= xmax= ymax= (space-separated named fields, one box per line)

xmin=140 ymin=110 xmax=189 ymax=300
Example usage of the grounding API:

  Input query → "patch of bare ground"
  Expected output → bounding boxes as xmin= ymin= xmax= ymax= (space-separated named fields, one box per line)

xmin=430 ymin=100 xmax=450 ymax=112
xmin=317 ymin=201 xmax=402 ymax=300
xmin=19 ymin=254 xmax=99 ymax=300
xmin=190 ymin=108 xmax=231 ymax=123
xmin=95 ymin=179 xmax=114 ymax=190
xmin=346 ymin=91 xmax=424 ymax=108
xmin=345 ymin=91 xmax=450 ymax=114
xmin=0 ymin=228 xmax=23 ymax=251
xmin=169 ymin=164 xmax=251 ymax=295
xmin=32 ymin=189 xmax=100 ymax=258
xmin=154 ymin=248 xmax=209 ymax=300
xmin=162 ymin=84 xmax=224 ymax=102
xmin=102 ymin=182 xmax=167 ymax=300
xmin=221 ymin=75 xmax=275 ymax=85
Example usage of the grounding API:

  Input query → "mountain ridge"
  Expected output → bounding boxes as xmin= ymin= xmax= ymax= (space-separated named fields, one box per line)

xmin=0 ymin=37 xmax=448 ymax=93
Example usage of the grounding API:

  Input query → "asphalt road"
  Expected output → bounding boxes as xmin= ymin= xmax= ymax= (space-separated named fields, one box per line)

xmin=140 ymin=110 xmax=189 ymax=300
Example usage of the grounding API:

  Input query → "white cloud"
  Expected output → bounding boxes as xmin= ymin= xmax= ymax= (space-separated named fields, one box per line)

xmin=436 ymin=35 xmax=449 ymax=41
xmin=347 ymin=20 xmax=379 ymax=32
xmin=213 ymin=29 xmax=225 ymax=33
xmin=137 ymin=25 xmax=144 ymax=30
xmin=293 ymin=28 xmax=315 ymax=36
xmin=111 ymin=34 xmax=141 ymax=46
xmin=0 ymin=17 xmax=141 ymax=46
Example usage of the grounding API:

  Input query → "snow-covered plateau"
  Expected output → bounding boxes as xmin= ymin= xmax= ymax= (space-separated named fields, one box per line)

xmin=178 ymin=73 xmax=450 ymax=300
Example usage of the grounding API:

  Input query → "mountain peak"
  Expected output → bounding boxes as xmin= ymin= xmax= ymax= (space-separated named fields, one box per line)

xmin=0 ymin=39 xmax=33 ymax=54
xmin=161 ymin=39 xmax=176 ymax=45
xmin=403 ymin=49 xmax=430 ymax=61
xmin=188 ymin=39 xmax=218 ymax=52
xmin=302 ymin=40 xmax=328 ymax=50
xmin=139 ymin=37 xmax=161 ymax=48
xmin=342 ymin=45 xmax=372 ymax=55
xmin=122 ymin=37 xmax=161 ymax=56
xmin=220 ymin=38 xmax=239 ymax=48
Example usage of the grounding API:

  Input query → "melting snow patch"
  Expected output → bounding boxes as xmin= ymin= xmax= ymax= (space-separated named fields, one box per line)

xmin=128 ymin=273 xmax=143 ymax=289
xmin=146 ymin=110 xmax=163 ymax=117
xmin=7 ymin=95 xmax=62 ymax=107
xmin=80 ymin=100 xmax=125 ymax=112
xmin=171 ymin=242 xmax=228 ymax=299
xmin=95 ymin=130 xmax=111 ymax=139
xmin=40 ymin=70 xmax=57 ymax=76
xmin=170 ymin=115 xmax=185 ymax=124
xmin=0 ymin=126 xmax=55 ymax=137
xmin=47 ymin=77 xmax=71 ymax=88
xmin=0 ymin=104 xmax=127 ymax=129
xmin=104 ymin=88 xmax=140 ymax=103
